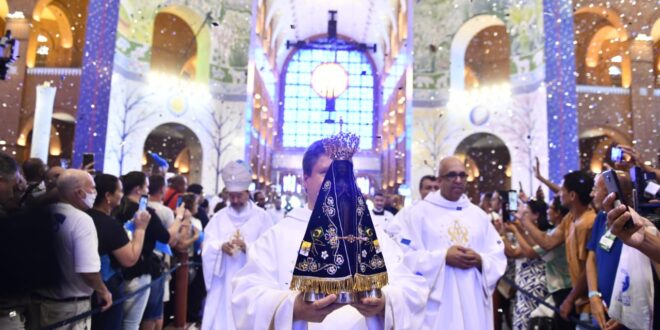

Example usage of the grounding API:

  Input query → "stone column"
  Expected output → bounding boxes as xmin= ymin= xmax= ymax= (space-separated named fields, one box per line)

xmin=628 ymin=36 xmax=658 ymax=167
xmin=72 ymin=0 xmax=120 ymax=170
xmin=542 ymin=0 xmax=580 ymax=183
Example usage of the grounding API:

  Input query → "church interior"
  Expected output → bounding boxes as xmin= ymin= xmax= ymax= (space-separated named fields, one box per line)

xmin=0 ymin=0 xmax=658 ymax=201
xmin=1 ymin=1 xmax=660 ymax=329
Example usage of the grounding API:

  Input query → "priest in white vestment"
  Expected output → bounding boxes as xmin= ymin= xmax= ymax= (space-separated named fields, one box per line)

xmin=369 ymin=192 xmax=394 ymax=232
xmin=385 ymin=175 xmax=439 ymax=238
xmin=231 ymin=140 xmax=428 ymax=330
xmin=201 ymin=161 xmax=274 ymax=330
xmin=399 ymin=156 xmax=507 ymax=330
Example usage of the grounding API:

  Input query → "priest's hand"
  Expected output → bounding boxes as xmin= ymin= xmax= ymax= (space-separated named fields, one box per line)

xmin=221 ymin=242 xmax=235 ymax=256
xmin=293 ymin=293 xmax=342 ymax=323
xmin=461 ymin=247 xmax=482 ymax=271
xmin=351 ymin=296 xmax=385 ymax=318
xmin=232 ymin=238 xmax=247 ymax=252
xmin=446 ymin=246 xmax=481 ymax=269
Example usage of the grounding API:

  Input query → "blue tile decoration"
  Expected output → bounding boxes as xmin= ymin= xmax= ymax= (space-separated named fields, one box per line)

xmin=542 ymin=0 xmax=580 ymax=183
xmin=72 ymin=0 xmax=120 ymax=170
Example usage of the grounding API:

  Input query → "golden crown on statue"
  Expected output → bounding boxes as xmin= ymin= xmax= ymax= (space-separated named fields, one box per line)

xmin=323 ymin=132 xmax=360 ymax=161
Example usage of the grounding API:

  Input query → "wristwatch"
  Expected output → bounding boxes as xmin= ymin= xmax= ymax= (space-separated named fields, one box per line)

xmin=588 ymin=291 xmax=602 ymax=299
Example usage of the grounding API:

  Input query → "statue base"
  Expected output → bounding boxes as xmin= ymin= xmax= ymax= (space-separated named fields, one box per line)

xmin=303 ymin=289 xmax=382 ymax=304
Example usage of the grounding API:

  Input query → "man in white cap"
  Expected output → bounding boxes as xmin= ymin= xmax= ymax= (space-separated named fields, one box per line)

xmin=201 ymin=160 xmax=274 ymax=330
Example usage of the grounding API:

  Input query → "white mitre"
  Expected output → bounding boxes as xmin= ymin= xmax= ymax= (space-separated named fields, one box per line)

xmin=221 ymin=160 xmax=252 ymax=192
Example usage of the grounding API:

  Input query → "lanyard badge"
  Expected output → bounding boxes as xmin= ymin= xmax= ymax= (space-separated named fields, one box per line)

xmin=599 ymin=229 xmax=616 ymax=252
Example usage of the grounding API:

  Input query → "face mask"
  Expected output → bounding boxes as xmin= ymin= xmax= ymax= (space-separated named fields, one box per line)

xmin=83 ymin=191 xmax=97 ymax=209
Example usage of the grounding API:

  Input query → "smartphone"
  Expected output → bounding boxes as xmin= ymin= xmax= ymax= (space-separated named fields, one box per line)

xmin=176 ymin=195 xmax=184 ymax=208
xmin=507 ymin=190 xmax=518 ymax=212
xmin=610 ymin=146 xmax=623 ymax=163
xmin=82 ymin=153 xmax=95 ymax=170
xmin=138 ymin=195 xmax=149 ymax=212
xmin=602 ymin=169 xmax=633 ymax=229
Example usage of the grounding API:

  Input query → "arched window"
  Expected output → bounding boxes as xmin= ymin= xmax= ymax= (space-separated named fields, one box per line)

xmin=281 ymin=47 xmax=375 ymax=149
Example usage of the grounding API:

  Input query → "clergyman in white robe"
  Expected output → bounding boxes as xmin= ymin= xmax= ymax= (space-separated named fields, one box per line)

xmin=201 ymin=201 xmax=273 ymax=330
xmin=384 ymin=199 xmax=420 ymax=239
xmin=231 ymin=206 xmax=429 ymax=330
xmin=399 ymin=190 xmax=507 ymax=330
xmin=369 ymin=208 xmax=394 ymax=233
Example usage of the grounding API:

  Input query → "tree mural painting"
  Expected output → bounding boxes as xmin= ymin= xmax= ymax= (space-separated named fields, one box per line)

xmin=202 ymin=102 xmax=242 ymax=193
xmin=417 ymin=108 xmax=461 ymax=174
xmin=499 ymin=91 xmax=545 ymax=193
xmin=112 ymin=86 xmax=155 ymax=174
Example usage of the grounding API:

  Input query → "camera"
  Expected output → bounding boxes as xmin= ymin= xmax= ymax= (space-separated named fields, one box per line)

xmin=0 ymin=30 xmax=20 ymax=81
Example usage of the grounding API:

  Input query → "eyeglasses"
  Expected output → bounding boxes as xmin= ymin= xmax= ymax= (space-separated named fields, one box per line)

xmin=441 ymin=172 xmax=468 ymax=180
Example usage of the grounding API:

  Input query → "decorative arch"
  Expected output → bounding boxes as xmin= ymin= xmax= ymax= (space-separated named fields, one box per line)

xmin=141 ymin=122 xmax=204 ymax=184
xmin=16 ymin=117 xmax=75 ymax=166
xmin=16 ymin=112 xmax=74 ymax=147
xmin=652 ymin=18 xmax=660 ymax=85
xmin=0 ymin=0 xmax=8 ymax=33
xmin=574 ymin=7 xmax=631 ymax=87
xmin=454 ymin=132 xmax=512 ymax=201
xmin=26 ymin=0 xmax=85 ymax=68
xmin=652 ymin=17 xmax=660 ymax=43
xmin=579 ymin=126 xmax=631 ymax=146
xmin=579 ymin=126 xmax=631 ymax=173
xmin=450 ymin=14 xmax=507 ymax=92
xmin=152 ymin=5 xmax=211 ymax=83
xmin=574 ymin=7 xmax=629 ymax=41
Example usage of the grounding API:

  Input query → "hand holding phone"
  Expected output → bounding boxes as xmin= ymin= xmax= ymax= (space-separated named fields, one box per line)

xmin=176 ymin=195 xmax=184 ymax=208
xmin=138 ymin=195 xmax=148 ymax=212
xmin=82 ymin=153 xmax=95 ymax=173
xmin=134 ymin=209 xmax=151 ymax=229
xmin=507 ymin=190 xmax=518 ymax=212
xmin=610 ymin=146 xmax=623 ymax=163
xmin=601 ymin=170 xmax=633 ymax=230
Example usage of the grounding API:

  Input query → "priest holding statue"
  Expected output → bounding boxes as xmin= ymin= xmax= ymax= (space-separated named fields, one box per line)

xmin=231 ymin=133 xmax=428 ymax=329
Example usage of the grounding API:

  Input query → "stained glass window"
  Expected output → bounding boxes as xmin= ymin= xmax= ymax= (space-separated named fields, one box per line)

xmin=282 ymin=48 xmax=375 ymax=149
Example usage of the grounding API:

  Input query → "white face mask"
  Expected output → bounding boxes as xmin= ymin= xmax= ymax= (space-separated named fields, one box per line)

xmin=83 ymin=191 xmax=97 ymax=209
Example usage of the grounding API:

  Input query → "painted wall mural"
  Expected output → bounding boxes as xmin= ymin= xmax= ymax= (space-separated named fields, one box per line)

xmin=103 ymin=0 xmax=252 ymax=192
xmin=410 ymin=0 xmax=550 ymax=201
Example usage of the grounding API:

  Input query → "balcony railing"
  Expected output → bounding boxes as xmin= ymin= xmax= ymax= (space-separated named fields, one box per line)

xmin=576 ymin=85 xmax=630 ymax=95
xmin=27 ymin=67 xmax=82 ymax=76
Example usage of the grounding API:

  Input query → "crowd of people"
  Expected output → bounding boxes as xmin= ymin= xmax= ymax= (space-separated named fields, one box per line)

xmin=0 ymin=140 xmax=658 ymax=330
xmin=479 ymin=148 xmax=660 ymax=330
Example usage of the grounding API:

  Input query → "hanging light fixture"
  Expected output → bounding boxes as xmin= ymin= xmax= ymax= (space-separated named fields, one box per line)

xmin=286 ymin=10 xmax=376 ymax=124
xmin=310 ymin=62 xmax=349 ymax=99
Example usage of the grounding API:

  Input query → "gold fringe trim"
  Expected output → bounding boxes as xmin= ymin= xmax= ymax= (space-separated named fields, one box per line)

xmin=353 ymin=272 xmax=388 ymax=292
xmin=289 ymin=272 xmax=389 ymax=294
